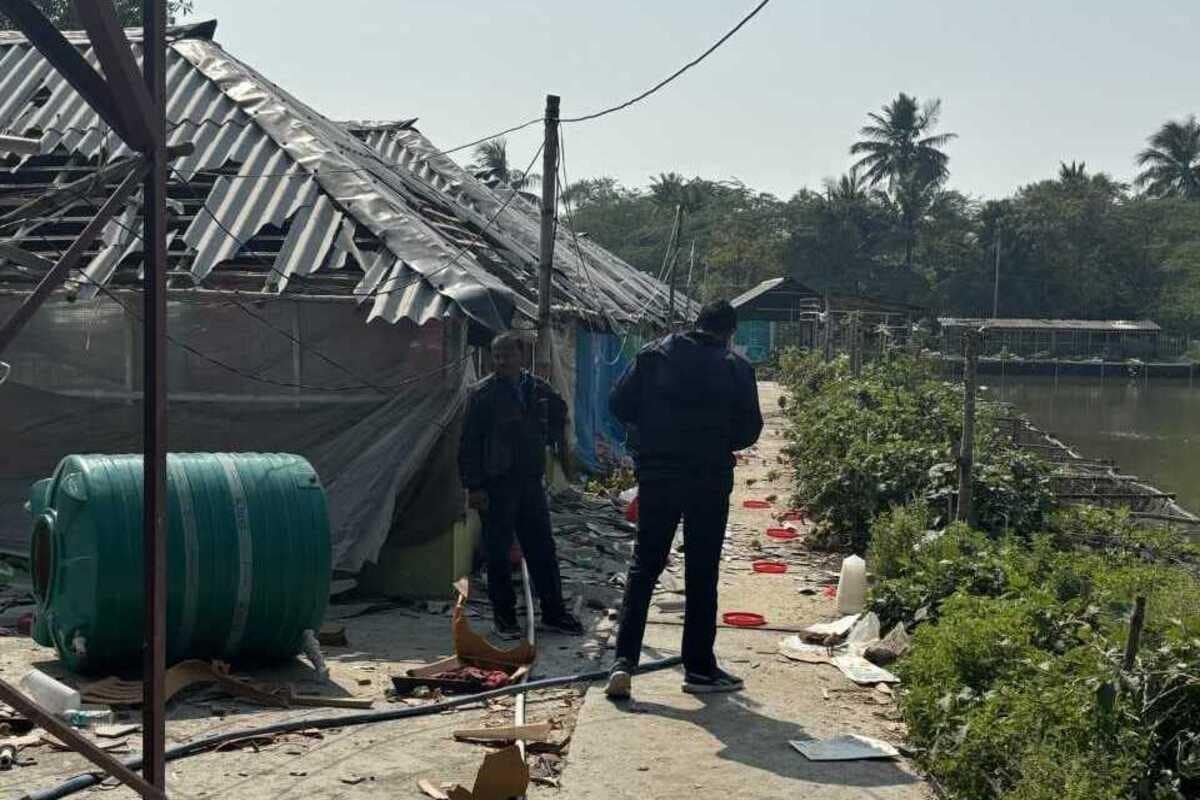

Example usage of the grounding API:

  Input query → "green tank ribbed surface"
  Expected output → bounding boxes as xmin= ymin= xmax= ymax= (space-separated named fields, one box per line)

xmin=28 ymin=453 xmax=331 ymax=674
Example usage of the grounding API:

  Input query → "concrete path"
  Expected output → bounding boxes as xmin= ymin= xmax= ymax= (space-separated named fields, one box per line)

xmin=546 ymin=382 xmax=931 ymax=800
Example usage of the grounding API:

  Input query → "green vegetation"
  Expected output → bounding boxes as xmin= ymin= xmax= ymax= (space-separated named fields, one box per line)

xmin=0 ymin=1 xmax=194 ymax=29
xmin=564 ymin=97 xmax=1200 ymax=335
xmin=780 ymin=351 xmax=1200 ymax=800
xmin=779 ymin=350 xmax=1050 ymax=550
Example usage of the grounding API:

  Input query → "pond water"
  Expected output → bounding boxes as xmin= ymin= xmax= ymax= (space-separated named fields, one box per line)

xmin=989 ymin=375 xmax=1200 ymax=513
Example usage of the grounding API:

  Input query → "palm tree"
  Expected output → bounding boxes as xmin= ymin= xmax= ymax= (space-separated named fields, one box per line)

xmin=470 ymin=138 xmax=540 ymax=193
xmin=823 ymin=168 xmax=871 ymax=204
xmin=850 ymin=93 xmax=956 ymax=267
xmin=1135 ymin=116 xmax=1200 ymax=199
xmin=1058 ymin=161 xmax=1088 ymax=183
xmin=851 ymin=93 xmax=956 ymax=190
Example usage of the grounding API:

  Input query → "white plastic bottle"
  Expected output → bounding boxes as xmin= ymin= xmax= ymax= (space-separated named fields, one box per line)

xmin=19 ymin=669 xmax=81 ymax=717
xmin=837 ymin=555 xmax=867 ymax=615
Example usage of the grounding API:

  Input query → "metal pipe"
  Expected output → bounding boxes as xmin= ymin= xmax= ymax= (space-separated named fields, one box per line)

xmin=23 ymin=656 xmax=685 ymax=800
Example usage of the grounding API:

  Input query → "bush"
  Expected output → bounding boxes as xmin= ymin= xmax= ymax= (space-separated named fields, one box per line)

xmin=782 ymin=351 xmax=1051 ymax=550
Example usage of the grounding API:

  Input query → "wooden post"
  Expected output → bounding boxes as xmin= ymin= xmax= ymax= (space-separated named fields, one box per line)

xmin=850 ymin=313 xmax=861 ymax=377
xmin=666 ymin=204 xmax=682 ymax=329
xmin=1123 ymin=596 xmax=1147 ymax=671
xmin=822 ymin=296 xmax=833 ymax=362
xmin=536 ymin=94 xmax=560 ymax=381
xmin=956 ymin=328 xmax=979 ymax=524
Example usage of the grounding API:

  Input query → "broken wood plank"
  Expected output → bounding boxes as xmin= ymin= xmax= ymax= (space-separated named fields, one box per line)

xmin=453 ymin=722 xmax=553 ymax=744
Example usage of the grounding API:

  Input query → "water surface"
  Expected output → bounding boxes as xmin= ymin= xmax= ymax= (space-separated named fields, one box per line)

xmin=988 ymin=375 xmax=1200 ymax=513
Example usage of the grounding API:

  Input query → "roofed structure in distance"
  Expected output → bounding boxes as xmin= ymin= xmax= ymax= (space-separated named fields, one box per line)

xmin=939 ymin=318 xmax=1162 ymax=333
xmin=732 ymin=276 xmax=924 ymax=321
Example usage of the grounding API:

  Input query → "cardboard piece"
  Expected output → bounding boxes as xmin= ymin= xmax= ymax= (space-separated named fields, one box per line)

xmin=801 ymin=615 xmax=860 ymax=642
xmin=447 ymin=745 xmax=529 ymax=800
xmin=832 ymin=654 xmax=900 ymax=685
xmin=778 ymin=636 xmax=832 ymax=664
xmin=790 ymin=734 xmax=900 ymax=761
xmin=452 ymin=580 xmax=535 ymax=673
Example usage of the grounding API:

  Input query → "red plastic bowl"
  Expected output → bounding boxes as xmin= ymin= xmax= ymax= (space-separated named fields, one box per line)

xmin=743 ymin=499 xmax=772 ymax=509
xmin=752 ymin=561 xmax=788 ymax=574
xmin=722 ymin=611 xmax=767 ymax=627
xmin=766 ymin=527 xmax=800 ymax=540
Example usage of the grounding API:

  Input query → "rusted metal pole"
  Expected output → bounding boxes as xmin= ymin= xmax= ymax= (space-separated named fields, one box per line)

xmin=956 ymin=328 xmax=979 ymax=523
xmin=536 ymin=94 xmax=560 ymax=381
xmin=0 ymin=678 xmax=165 ymax=799
xmin=141 ymin=0 xmax=169 ymax=792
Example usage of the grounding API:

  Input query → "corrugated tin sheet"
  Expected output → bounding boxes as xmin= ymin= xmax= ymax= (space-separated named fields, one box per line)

xmin=0 ymin=23 xmax=679 ymax=333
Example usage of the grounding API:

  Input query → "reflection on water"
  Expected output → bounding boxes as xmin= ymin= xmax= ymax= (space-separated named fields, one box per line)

xmin=988 ymin=375 xmax=1200 ymax=513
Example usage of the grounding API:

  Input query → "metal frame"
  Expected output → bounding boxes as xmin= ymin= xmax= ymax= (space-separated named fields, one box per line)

xmin=0 ymin=1 xmax=170 ymax=795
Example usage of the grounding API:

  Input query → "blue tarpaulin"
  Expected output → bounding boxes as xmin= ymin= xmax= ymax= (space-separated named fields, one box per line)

xmin=573 ymin=330 xmax=636 ymax=472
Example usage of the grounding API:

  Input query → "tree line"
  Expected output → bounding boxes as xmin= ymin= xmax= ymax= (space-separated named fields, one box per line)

xmin=476 ymin=94 xmax=1200 ymax=335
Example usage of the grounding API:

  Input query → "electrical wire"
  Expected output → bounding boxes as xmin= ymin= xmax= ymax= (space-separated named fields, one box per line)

xmin=561 ymin=0 xmax=773 ymax=124
xmin=0 ymin=359 xmax=10 ymax=387
xmin=26 ymin=655 xmax=685 ymax=800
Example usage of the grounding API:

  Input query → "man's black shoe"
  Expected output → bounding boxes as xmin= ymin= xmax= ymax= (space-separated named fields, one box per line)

xmin=541 ymin=610 xmax=584 ymax=635
xmin=491 ymin=616 xmax=523 ymax=641
xmin=682 ymin=666 xmax=744 ymax=694
xmin=605 ymin=658 xmax=633 ymax=699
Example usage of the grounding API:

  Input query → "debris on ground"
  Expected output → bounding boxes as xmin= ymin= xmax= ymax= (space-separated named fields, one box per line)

xmin=832 ymin=654 xmax=900 ymax=685
xmin=789 ymin=734 xmax=900 ymax=761
xmin=445 ymin=744 xmax=529 ymax=800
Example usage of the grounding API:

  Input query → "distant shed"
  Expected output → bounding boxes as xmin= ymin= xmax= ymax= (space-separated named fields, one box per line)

xmin=730 ymin=276 xmax=925 ymax=362
xmin=938 ymin=318 xmax=1163 ymax=359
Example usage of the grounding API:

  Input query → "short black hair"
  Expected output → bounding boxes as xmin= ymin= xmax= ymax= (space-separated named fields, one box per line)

xmin=696 ymin=300 xmax=737 ymax=337
xmin=491 ymin=331 xmax=528 ymax=352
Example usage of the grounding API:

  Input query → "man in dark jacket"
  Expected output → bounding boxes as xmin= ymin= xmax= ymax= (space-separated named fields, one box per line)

xmin=605 ymin=300 xmax=763 ymax=697
xmin=458 ymin=332 xmax=584 ymax=640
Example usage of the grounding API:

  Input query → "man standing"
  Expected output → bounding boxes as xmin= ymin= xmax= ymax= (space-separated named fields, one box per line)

xmin=458 ymin=332 xmax=584 ymax=639
xmin=605 ymin=300 xmax=763 ymax=697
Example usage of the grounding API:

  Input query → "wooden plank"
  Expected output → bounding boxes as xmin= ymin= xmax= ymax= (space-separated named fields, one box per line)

xmin=0 ymin=677 xmax=164 ymax=800
xmin=453 ymin=722 xmax=553 ymax=744
xmin=72 ymin=0 xmax=156 ymax=150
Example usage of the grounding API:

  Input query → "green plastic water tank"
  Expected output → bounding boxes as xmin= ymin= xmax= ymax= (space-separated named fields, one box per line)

xmin=28 ymin=453 xmax=331 ymax=674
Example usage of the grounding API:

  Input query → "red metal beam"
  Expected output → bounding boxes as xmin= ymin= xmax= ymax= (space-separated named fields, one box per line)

xmin=0 ymin=678 xmax=165 ymax=800
xmin=72 ymin=0 xmax=157 ymax=151
xmin=0 ymin=0 xmax=137 ymax=148
xmin=0 ymin=162 xmax=148 ymax=357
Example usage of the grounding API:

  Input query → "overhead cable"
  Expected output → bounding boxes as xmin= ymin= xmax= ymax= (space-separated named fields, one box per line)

xmin=560 ymin=0 xmax=772 ymax=124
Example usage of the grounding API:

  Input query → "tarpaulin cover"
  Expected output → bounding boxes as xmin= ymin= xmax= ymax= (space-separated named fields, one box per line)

xmin=733 ymin=319 xmax=772 ymax=364
xmin=572 ymin=329 xmax=635 ymax=473
xmin=0 ymin=293 xmax=470 ymax=571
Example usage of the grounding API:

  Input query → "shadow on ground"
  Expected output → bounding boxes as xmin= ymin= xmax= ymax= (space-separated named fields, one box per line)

xmin=625 ymin=692 xmax=919 ymax=790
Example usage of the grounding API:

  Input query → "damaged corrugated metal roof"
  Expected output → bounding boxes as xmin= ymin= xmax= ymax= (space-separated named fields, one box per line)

xmin=0 ymin=21 xmax=678 ymax=332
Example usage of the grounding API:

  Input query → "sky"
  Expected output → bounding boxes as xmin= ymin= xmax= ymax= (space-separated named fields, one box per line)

xmin=182 ymin=0 xmax=1200 ymax=201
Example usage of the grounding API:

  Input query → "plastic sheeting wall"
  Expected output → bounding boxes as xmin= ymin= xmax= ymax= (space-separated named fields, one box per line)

xmin=573 ymin=328 xmax=638 ymax=473
xmin=0 ymin=292 xmax=469 ymax=571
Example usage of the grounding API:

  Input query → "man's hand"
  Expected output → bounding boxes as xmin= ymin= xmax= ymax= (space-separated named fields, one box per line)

xmin=467 ymin=489 xmax=489 ymax=511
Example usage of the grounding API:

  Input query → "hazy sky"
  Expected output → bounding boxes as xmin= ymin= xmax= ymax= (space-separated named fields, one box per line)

xmin=182 ymin=0 xmax=1200 ymax=201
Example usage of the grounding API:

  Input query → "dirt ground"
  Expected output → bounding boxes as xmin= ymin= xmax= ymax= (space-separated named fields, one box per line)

xmin=0 ymin=381 xmax=931 ymax=800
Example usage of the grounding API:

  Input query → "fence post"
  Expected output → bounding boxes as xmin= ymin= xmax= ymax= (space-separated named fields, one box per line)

xmin=956 ymin=328 xmax=979 ymax=524
xmin=1123 ymin=596 xmax=1147 ymax=672
xmin=850 ymin=313 xmax=862 ymax=377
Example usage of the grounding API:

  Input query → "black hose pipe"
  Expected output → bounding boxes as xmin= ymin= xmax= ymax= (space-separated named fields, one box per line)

xmin=21 ymin=656 xmax=683 ymax=800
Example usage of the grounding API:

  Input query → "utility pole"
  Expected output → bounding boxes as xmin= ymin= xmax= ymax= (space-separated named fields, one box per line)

xmin=992 ymin=224 xmax=1001 ymax=319
xmin=956 ymin=328 xmax=979 ymax=524
xmin=666 ymin=204 xmax=682 ymax=328
xmin=536 ymin=94 xmax=560 ymax=381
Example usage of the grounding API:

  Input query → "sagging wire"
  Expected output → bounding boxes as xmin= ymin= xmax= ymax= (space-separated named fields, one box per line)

xmin=560 ymin=0 xmax=773 ymax=124
xmin=0 ymin=359 xmax=10 ymax=387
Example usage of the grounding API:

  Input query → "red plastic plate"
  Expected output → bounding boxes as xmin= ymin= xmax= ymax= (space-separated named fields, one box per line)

xmin=766 ymin=528 xmax=800 ymax=540
xmin=743 ymin=499 xmax=772 ymax=509
xmin=722 ymin=611 xmax=767 ymax=627
xmin=752 ymin=561 xmax=788 ymax=574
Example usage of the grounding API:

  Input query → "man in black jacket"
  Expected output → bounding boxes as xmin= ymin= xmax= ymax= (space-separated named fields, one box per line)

xmin=458 ymin=332 xmax=584 ymax=640
xmin=605 ymin=300 xmax=763 ymax=697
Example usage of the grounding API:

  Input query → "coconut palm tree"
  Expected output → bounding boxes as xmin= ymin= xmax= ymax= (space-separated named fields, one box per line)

xmin=1059 ymin=161 xmax=1088 ymax=183
xmin=1134 ymin=116 xmax=1200 ymax=199
xmin=851 ymin=93 xmax=956 ymax=190
xmin=470 ymin=138 xmax=540 ymax=194
xmin=850 ymin=93 xmax=957 ymax=267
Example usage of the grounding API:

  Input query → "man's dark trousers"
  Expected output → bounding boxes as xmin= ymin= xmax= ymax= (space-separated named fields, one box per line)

xmin=480 ymin=476 xmax=565 ymax=620
xmin=614 ymin=476 xmax=732 ymax=673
